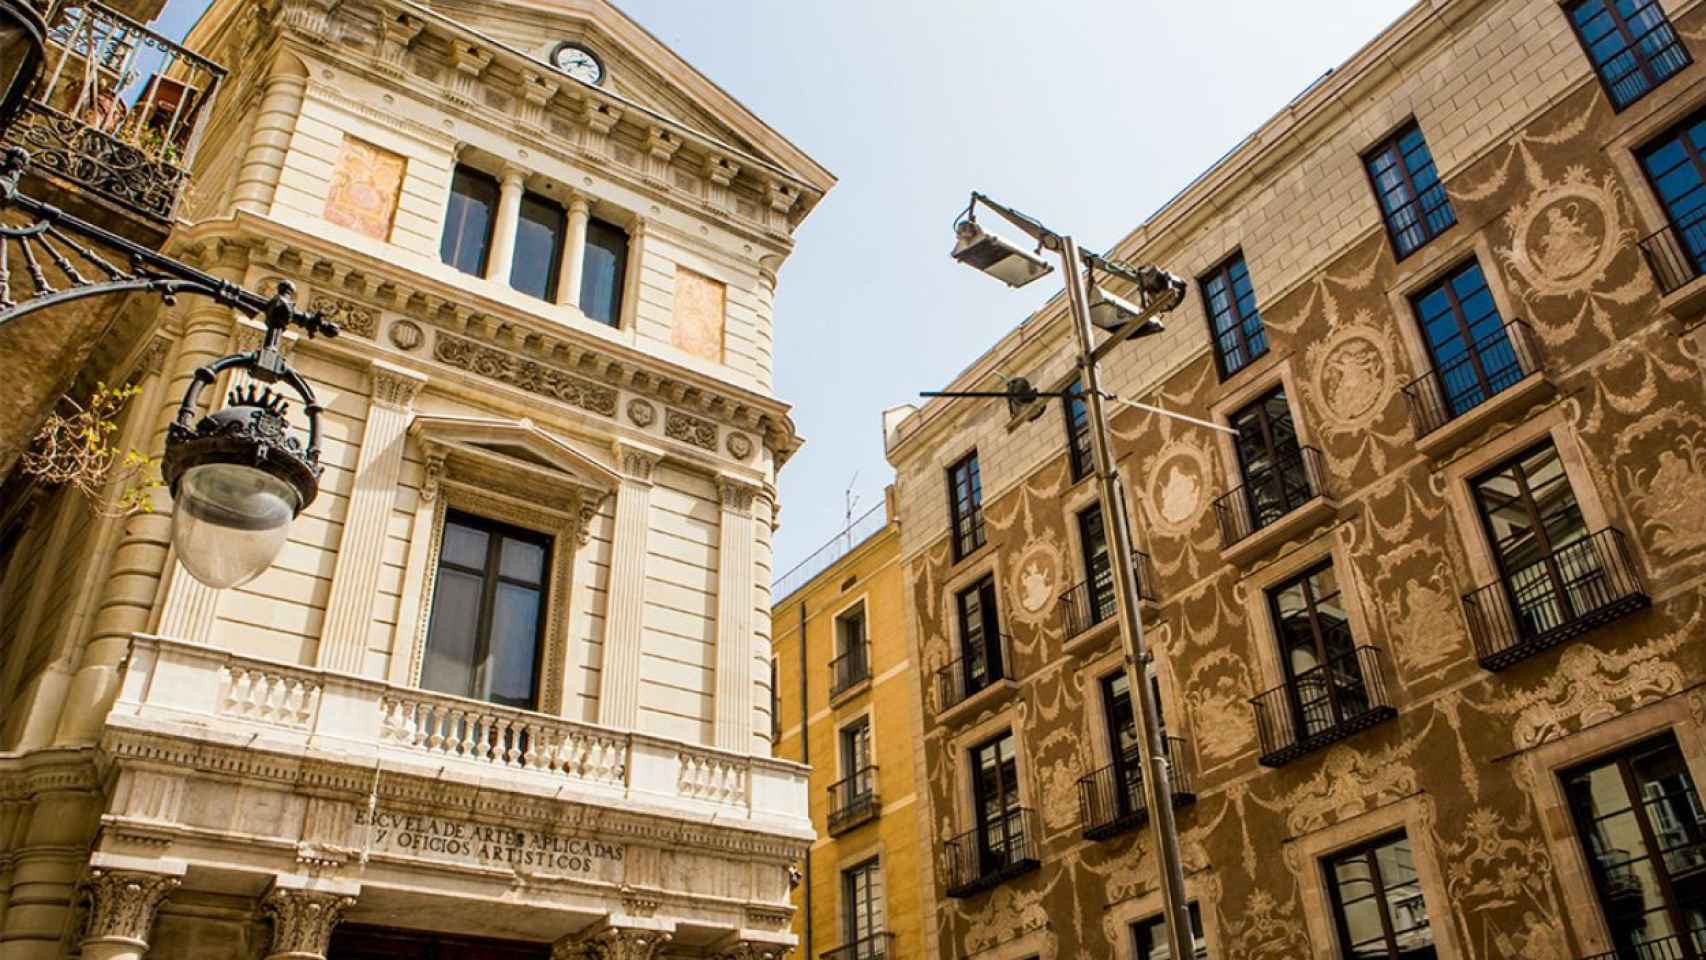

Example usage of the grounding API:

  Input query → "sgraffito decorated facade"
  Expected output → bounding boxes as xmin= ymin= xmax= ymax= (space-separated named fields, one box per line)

xmin=887 ymin=1 xmax=1706 ymax=958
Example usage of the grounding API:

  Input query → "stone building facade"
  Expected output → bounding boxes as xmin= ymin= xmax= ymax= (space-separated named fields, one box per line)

xmin=771 ymin=492 xmax=924 ymax=960
xmin=0 ymin=0 xmax=832 ymax=958
xmin=886 ymin=1 xmax=1706 ymax=958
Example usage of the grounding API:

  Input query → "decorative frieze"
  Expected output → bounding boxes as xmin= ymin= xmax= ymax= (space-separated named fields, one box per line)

xmin=309 ymin=293 xmax=378 ymax=339
xmin=81 ymin=868 xmax=180 ymax=947
xmin=665 ymin=408 xmax=717 ymax=451
xmin=262 ymin=887 xmax=356 ymax=959
xmin=434 ymin=333 xmax=618 ymax=417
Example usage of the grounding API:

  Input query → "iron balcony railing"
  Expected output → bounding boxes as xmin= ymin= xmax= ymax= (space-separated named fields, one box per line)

xmin=1463 ymin=527 xmax=1650 ymax=672
xmin=1076 ymin=737 xmax=1195 ymax=841
xmin=5 ymin=1 xmax=226 ymax=223
xmin=1638 ymin=205 xmax=1706 ymax=297
xmin=1402 ymin=320 xmax=1542 ymax=440
xmin=1214 ymin=446 xmax=1328 ymax=548
xmin=821 ymin=933 xmax=895 ymax=960
xmin=1250 ymin=645 xmax=1397 ymax=768
xmin=1059 ymin=551 xmax=1157 ymax=637
xmin=935 ymin=633 xmax=1013 ymax=715
xmin=943 ymin=807 xmax=1040 ymax=898
xmin=829 ymin=642 xmax=871 ymax=698
xmin=1580 ymin=927 xmax=1705 ymax=960
xmin=826 ymin=765 xmax=879 ymax=836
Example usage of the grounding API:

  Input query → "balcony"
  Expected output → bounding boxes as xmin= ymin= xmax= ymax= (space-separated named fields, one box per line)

xmin=826 ymin=765 xmax=879 ymax=836
xmin=1463 ymin=528 xmax=1650 ymax=672
xmin=111 ymin=635 xmax=811 ymax=835
xmin=1076 ymin=737 xmax=1195 ymax=842
xmin=1250 ymin=645 xmax=1397 ymax=768
xmin=1639 ymin=209 xmax=1706 ymax=321
xmin=1580 ymin=928 xmax=1705 ymax=960
xmin=5 ymin=0 xmax=224 ymax=234
xmin=1402 ymin=320 xmax=1552 ymax=458
xmin=829 ymin=642 xmax=871 ymax=703
xmin=943 ymin=808 xmax=1040 ymax=898
xmin=1214 ymin=446 xmax=1336 ymax=566
xmin=1059 ymin=551 xmax=1157 ymax=651
xmin=934 ymin=633 xmax=1016 ymax=722
xmin=821 ymin=933 xmax=895 ymax=960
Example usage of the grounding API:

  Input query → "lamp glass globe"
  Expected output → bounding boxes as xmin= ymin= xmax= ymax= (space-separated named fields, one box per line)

xmin=170 ymin=462 xmax=300 ymax=589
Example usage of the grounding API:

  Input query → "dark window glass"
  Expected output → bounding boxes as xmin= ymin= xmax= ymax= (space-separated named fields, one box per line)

xmin=1568 ymin=0 xmax=1690 ymax=111
xmin=580 ymin=218 xmax=628 ymax=326
xmin=421 ymin=513 xmax=550 ymax=709
xmin=510 ymin=192 xmax=565 ymax=301
xmin=1134 ymin=903 xmax=1208 ymax=960
xmin=440 ymin=166 xmax=499 ymax=277
xmin=1079 ymin=503 xmax=1116 ymax=626
xmin=1201 ymin=252 xmax=1269 ymax=378
xmin=1101 ymin=667 xmax=1166 ymax=821
xmin=1230 ymin=387 xmax=1311 ymax=531
xmin=1563 ymin=733 xmax=1706 ymax=957
xmin=971 ymin=733 xmax=1024 ymax=873
xmin=1411 ymin=260 xmax=1520 ymax=419
xmin=1327 ymin=832 xmax=1436 ymax=959
xmin=1364 ymin=122 xmax=1455 ymax=259
xmin=956 ymin=575 xmax=1004 ymax=695
xmin=947 ymin=452 xmax=985 ymax=561
xmin=835 ymin=602 xmax=869 ymax=683
xmin=1639 ymin=109 xmax=1706 ymax=281
xmin=1470 ymin=441 xmax=1599 ymax=639
xmin=1270 ymin=562 xmax=1366 ymax=739
xmin=842 ymin=858 xmax=886 ymax=949
xmin=1063 ymin=380 xmax=1094 ymax=481
xmin=841 ymin=715 xmax=871 ymax=776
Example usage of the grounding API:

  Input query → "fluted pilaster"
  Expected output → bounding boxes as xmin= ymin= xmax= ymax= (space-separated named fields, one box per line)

xmin=596 ymin=445 xmax=659 ymax=730
xmin=713 ymin=477 xmax=758 ymax=752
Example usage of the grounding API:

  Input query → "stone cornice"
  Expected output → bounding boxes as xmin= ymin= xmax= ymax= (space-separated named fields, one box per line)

xmin=0 ymin=747 xmax=103 ymax=801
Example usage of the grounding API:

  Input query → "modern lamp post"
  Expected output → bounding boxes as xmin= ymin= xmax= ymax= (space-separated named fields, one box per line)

xmin=935 ymin=191 xmax=1202 ymax=960
xmin=0 ymin=9 xmax=337 ymax=589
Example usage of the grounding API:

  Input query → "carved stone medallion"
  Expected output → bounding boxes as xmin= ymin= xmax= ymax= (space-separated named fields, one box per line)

xmin=627 ymin=398 xmax=656 ymax=427
xmin=1306 ymin=318 xmax=1395 ymax=433
xmin=1144 ymin=438 xmax=1213 ymax=538
xmin=387 ymin=318 xmax=423 ymax=351
xmin=1500 ymin=170 xmax=1626 ymax=299
xmin=1005 ymin=536 xmax=1063 ymax=626
xmin=725 ymin=431 xmax=753 ymax=460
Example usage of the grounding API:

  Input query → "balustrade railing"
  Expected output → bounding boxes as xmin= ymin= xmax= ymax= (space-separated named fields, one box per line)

xmin=1463 ymin=527 xmax=1650 ymax=672
xmin=1058 ymin=550 xmax=1157 ymax=638
xmin=829 ymin=642 xmax=871 ymax=698
xmin=943 ymin=807 xmax=1040 ymax=898
xmin=826 ymin=765 xmax=879 ymax=835
xmin=1402 ymin=320 xmax=1541 ymax=439
xmin=1214 ymin=446 xmax=1328 ymax=548
xmin=821 ymin=933 xmax=895 ymax=960
xmin=378 ymin=691 xmax=628 ymax=784
xmin=1250 ymin=645 xmax=1396 ymax=767
xmin=935 ymin=633 xmax=1014 ymax=715
xmin=1580 ymin=928 xmax=1704 ymax=960
xmin=1639 ymin=206 xmax=1706 ymax=296
xmin=1076 ymin=737 xmax=1193 ymax=841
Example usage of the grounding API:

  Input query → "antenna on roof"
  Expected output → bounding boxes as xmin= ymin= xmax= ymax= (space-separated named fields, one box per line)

xmin=844 ymin=472 xmax=861 ymax=552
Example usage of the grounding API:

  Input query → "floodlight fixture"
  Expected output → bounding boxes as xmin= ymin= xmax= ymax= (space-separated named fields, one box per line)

xmin=950 ymin=217 xmax=1053 ymax=288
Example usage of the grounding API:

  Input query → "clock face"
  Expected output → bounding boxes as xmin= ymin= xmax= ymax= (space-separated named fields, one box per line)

xmin=551 ymin=43 xmax=604 ymax=85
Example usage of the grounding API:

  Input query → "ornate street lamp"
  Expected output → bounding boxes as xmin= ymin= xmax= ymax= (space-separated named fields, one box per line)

xmin=0 ymin=0 xmax=45 ymax=134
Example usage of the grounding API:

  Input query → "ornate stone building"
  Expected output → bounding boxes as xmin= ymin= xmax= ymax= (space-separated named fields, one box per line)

xmin=0 ymin=0 xmax=832 ymax=957
xmin=887 ymin=1 xmax=1706 ymax=958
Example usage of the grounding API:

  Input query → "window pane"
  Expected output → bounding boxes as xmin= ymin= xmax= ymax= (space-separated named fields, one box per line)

xmin=581 ymin=218 xmax=628 ymax=326
xmin=487 ymin=581 xmax=542 ymax=708
xmin=1366 ymin=124 xmax=1454 ymax=258
xmin=1134 ymin=903 xmax=1206 ymax=960
xmin=421 ymin=568 xmax=483 ymax=699
xmin=442 ymin=521 xmax=490 ymax=570
xmin=1202 ymin=253 xmax=1267 ymax=376
xmin=510 ymin=193 xmax=565 ymax=301
xmin=500 ymin=537 xmax=546 ymax=583
xmin=440 ymin=167 xmax=498 ymax=277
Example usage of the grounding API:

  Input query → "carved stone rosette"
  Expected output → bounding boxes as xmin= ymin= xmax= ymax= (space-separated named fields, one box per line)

xmin=81 ymin=869 xmax=181 ymax=948
xmin=261 ymin=888 xmax=356 ymax=959
xmin=552 ymin=926 xmax=674 ymax=960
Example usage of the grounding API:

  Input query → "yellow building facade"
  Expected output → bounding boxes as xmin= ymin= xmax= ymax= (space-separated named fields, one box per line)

xmin=771 ymin=492 xmax=922 ymax=960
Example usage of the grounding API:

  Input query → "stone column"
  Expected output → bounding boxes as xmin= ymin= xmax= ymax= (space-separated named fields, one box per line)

xmin=232 ymin=53 xmax=308 ymax=215
xmin=551 ymin=924 xmax=672 ymax=960
xmin=712 ymin=941 xmax=789 ymax=960
xmin=596 ymin=445 xmax=659 ymax=731
xmin=78 ymin=867 xmax=182 ymax=960
xmin=485 ymin=166 xmax=527 ymax=286
xmin=260 ymin=888 xmax=355 ymax=960
xmin=557 ymin=194 xmax=591 ymax=310
xmin=316 ymin=361 xmax=426 ymax=675
xmin=713 ymin=478 xmax=758 ymax=753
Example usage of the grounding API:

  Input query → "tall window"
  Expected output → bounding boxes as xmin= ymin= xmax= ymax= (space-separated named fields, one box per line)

xmin=956 ymin=575 xmax=1004 ymax=695
xmin=1230 ymin=388 xmax=1311 ymax=531
xmin=440 ymin=166 xmax=499 ymax=277
xmin=1470 ymin=441 xmax=1597 ymax=639
xmin=770 ymin=657 xmax=780 ymax=743
xmin=1078 ymin=503 xmax=1116 ymax=626
xmin=510 ymin=192 xmax=566 ymax=301
xmin=1639 ymin=109 xmax=1706 ymax=280
xmin=1063 ymin=380 xmax=1094 ymax=482
xmin=1101 ymin=666 xmax=1166 ymax=818
xmin=1325 ymin=833 xmax=1435 ymax=959
xmin=1567 ymin=0 xmax=1690 ymax=111
xmin=1200 ymin=252 xmax=1268 ymax=378
xmin=1563 ymin=733 xmax=1706 ymax=958
xmin=1364 ymin=122 xmax=1455 ymax=260
xmin=421 ymin=513 xmax=550 ymax=709
xmin=834 ymin=602 xmax=870 ymax=691
xmin=1270 ymin=562 xmax=1366 ymax=739
xmin=971 ymin=733 xmax=1025 ymax=873
xmin=842 ymin=858 xmax=886 ymax=952
xmin=580 ymin=218 xmax=628 ymax=326
xmin=947 ymin=451 xmax=985 ymax=560
xmin=1134 ymin=903 xmax=1208 ymax=960
xmin=1410 ymin=260 xmax=1520 ymax=420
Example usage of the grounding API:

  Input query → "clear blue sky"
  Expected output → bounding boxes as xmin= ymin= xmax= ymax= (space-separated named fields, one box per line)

xmin=156 ymin=0 xmax=1418 ymax=575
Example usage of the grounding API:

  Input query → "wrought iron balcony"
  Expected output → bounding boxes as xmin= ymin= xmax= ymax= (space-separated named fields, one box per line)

xmin=4 ymin=0 xmax=224 ymax=227
xmin=1463 ymin=527 xmax=1650 ymax=672
xmin=1058 ymin=551 xmax=1156 ymax=638
xmin=943 ymin=807 xmax=1039 ymax=898
xmin=1580 ymin=928 xmax=1704 ymax=960
xmin=1402 ymin=320 xmax=1542 ymax=440
xmin=1250 ymin=645 xmax=1397 ymax=768
xmin=829 ymin=642 xmax=871 ymax=699
xmin=1639 ymin=207 xmax=1706 ymax=297
xmin=821 ymin=934 xmax=895 ymax=960
xmin=1076 ymin=737 xmax=1195 ymax=841
xmin=934 ymin=633 xmax=1014 ymax=716
xmin=1214 ymin=446 xmax=1329 ymax=548
xmin=826 ymin=765 xmax=879 ymax=836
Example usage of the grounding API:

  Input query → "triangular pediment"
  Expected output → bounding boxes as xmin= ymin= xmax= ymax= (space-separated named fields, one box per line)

xmin=410 ymin=415 xmax=620 ymax=495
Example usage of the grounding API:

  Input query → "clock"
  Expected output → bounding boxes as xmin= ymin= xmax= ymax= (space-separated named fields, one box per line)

xmin=551 ymin=43 xmax=604 ymax=85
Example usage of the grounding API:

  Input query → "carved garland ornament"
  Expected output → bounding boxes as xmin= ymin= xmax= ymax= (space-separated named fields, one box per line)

xmin=81 ymin=869 xmax=181 ymax=945
xmin=309 ymin=293 xmax=379 ymax=339
xmin=434 ymin=332 xmax=618 ymax=417
xmin=665 ymin=408 xmax=718 ymax=451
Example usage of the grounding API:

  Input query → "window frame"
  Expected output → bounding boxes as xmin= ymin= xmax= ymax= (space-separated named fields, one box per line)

xmin=1362 ymin=120 xmax=1456 ymax=261
xmin=947 ymin=450 xmax=986 ymax=562
xmin=1324 ymin=831 xmax=1437 ymax=960
xmin=1468 ymin=438 xmax=1594 ymax=625
xmin=509 ymin=190 xmax=567 ymax=302
xmin=841 ymin=856 xmax=886 ymax=947
xmin=440 ymin=164 xmax=501 ymax=278
xmin=1408 ymin=257 xmax=1521 ymax=420
xmin=1199 ymin=250 xmax=1269 ymax=380
xmin=1063 ymin=379 xmax=1095 ymax=482
xmin=1132 ymin=901 xmax=1207 ymax=960
xmin=579 ymin=216 xmax=629 ymax=327
xmin=1077 ymin=502 xmax=1116 ymax=627
xmin=420 ymin=509 xmax=553 ymax=710
xmin=1267 ymin=560 xmax=1367 ymax=739
xmin=1637 ymin=105 xmax=1706 ymax=277
xmin=970 ymin=730 xmax=1024 ymax=860
xmin=1565 ymin=0 xmax=1692 ymax=113
xmin=955 ymin=573 xmax=1005 ymax=695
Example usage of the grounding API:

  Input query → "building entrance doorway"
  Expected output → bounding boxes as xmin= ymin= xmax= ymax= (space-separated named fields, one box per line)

xmin=329 ymin=924 xmax=551 ymax=960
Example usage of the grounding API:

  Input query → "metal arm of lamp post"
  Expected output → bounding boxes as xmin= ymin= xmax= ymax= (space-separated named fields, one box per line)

xmin=940 ymin=192 xmax=1198 ymax=960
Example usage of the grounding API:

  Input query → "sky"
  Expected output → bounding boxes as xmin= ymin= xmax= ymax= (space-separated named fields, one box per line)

xmin=154 ymin=0 xmax=1418 ymax=576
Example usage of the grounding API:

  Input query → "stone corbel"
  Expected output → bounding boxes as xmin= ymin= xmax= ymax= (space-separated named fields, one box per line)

xmin=574 ymin=491 xmax=609 ymax=546
xmin=377 ymin=13 xmax=425 ymax=73
xmin=418 ymin=444 xmax=448 ymax=503
xmin=764 ymin=178 xmax=799 ymax=232
xmin=80 ymin=863 xmax=185 ymax=958
xmin=551 ymin=922 xmax=674 ymax=960
xmin=702 ymin=154 xmax=739 ymax=211
xmin=580 ymin=100 xmax=623 ymax=156
xmin=446 ymin=42 xmax=493 ymax=106
xmin=644 ymin=126 xmax=681 ymax=185
xmin=261 ymin=885 xmax=358 ymax=960
xmin=521 ymin=72 xmax=561 ymax=129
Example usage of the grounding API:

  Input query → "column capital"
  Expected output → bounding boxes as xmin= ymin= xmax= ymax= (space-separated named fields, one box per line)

xmin=567 ymin=192 xmax=593 ymax=216
xmin=615 ymin=443 xmax=662 ymax=483
xmin=711 ymin=939 xmax=790 ymax=960
xmin=717 ymin=476 xmax=762 ymax=516
xmin=498 ymin=163 xmax=529 ymax=188
xmin=81 ymin=868 xmax=181 ymax=948
xmin=262 ymin=887 xmax=356 ymax=959
xmin=552 ymin=923 xmax=673 ymax=960
xmin=369 ymin=359 xmax=427 ymax=411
